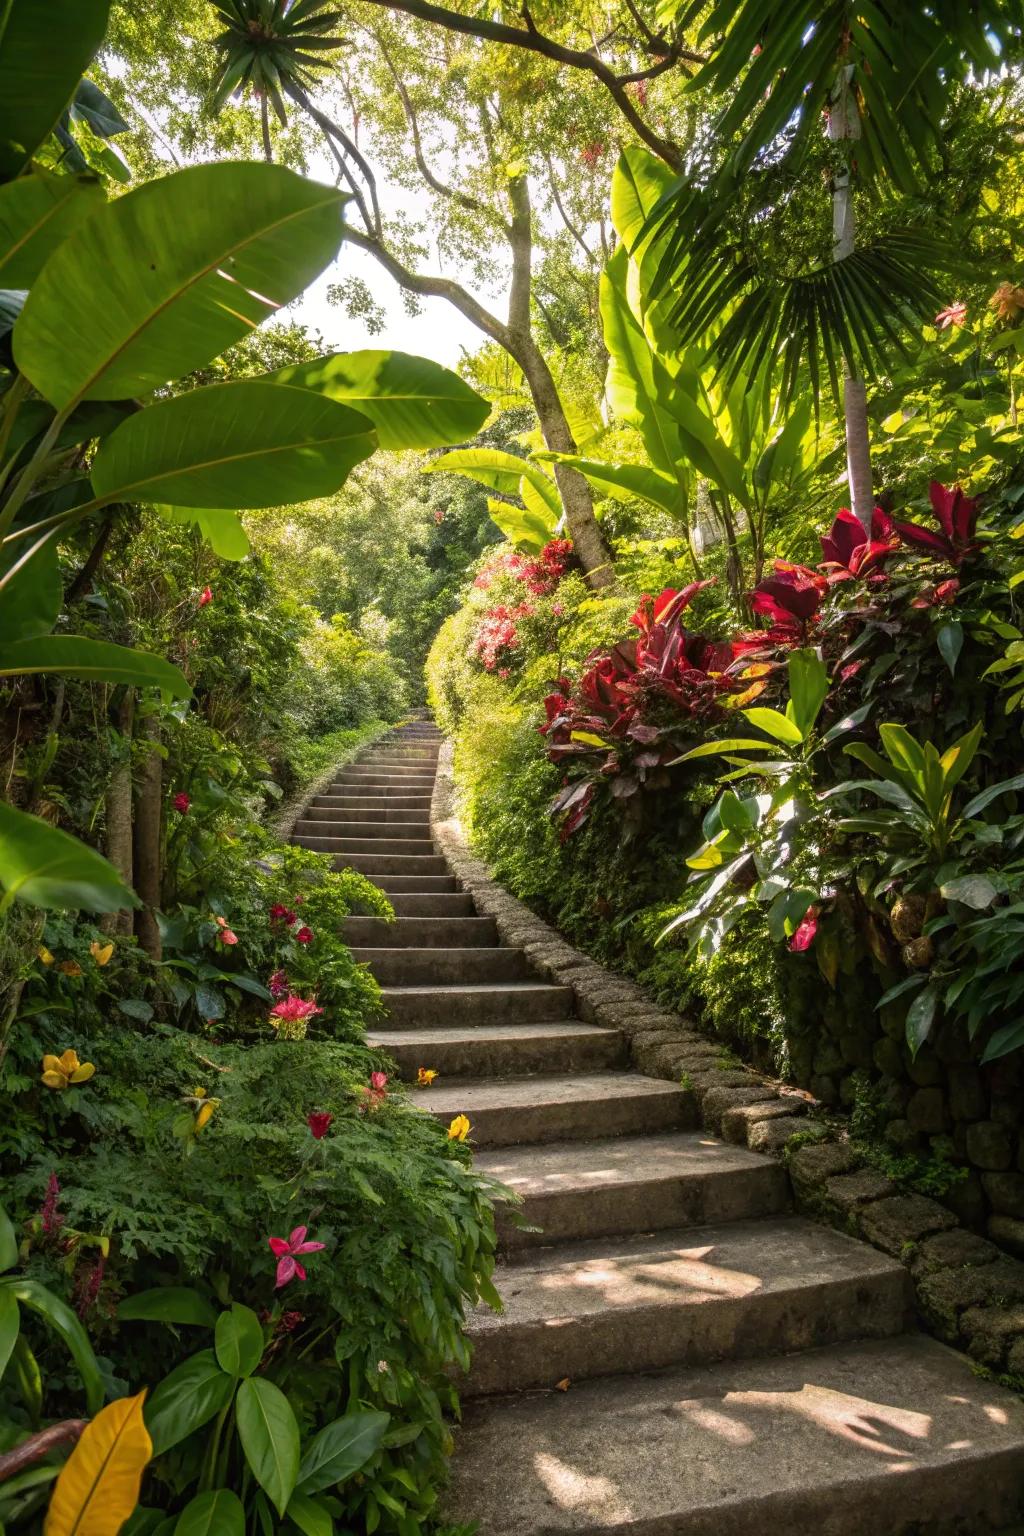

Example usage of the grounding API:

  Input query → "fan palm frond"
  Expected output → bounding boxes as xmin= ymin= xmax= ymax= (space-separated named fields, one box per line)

xmin=207 ymin=0 xmax=349 ymax=117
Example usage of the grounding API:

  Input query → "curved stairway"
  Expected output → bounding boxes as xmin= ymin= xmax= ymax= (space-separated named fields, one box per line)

xmin=292 ymin=719 xmax=1024 ymax=1535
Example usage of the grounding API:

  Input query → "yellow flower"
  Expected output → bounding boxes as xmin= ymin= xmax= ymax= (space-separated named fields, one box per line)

xmin=447 ymin=1114 xmax=471 ymax=1142
xmin=38 ymin=947 xmax=54 ymax=966
xmin=417 ymin=1068 xmax=439 ymax=1088
xmin=195 ymin=1100 xmax=217 ymax=1131
xmin=41 ymin=1050 xmax=96 ymax=1091
xmin=89 ymin=941 xmax=114 ymax=967
xmin=59 ymin=960 xmax=83 ymax=978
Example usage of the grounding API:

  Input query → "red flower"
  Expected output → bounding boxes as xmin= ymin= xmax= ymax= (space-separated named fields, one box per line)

xmin=268 ymin=968 xmax=289 ymax=998
xmin=173 ymin=792 xmax=191 ymax=814
xmin=361 ymin=1071 xmax=389 ymax=1112
xmin=39 ymin=1172 xmax=63 ymax=1238
xmin=269 ymin=904 xmax=296 ymax=926
xmin=295 ymin=926 xmax=313 ymax=945
xmin=215 ymin=916 xmax=238 ymax=946
xmin=935 ymin=301 xmax=967 ymax=330
xmin=307 ymin=1112 xmax=333 ymax=1140
xmin=789 ymin=908 xmax=819 ymax=952
xmin=199 ymin=586 xmax=213 ymax=607
xmin=268 ymin=1224 xmax=325 ymax=1288
xmin=819 ymin=507 xmax=898 ymax=582
xmin=892 ymin=481 xmax=980 ymax=567
xmin=749 ymin=562 xmax=826 ymax=642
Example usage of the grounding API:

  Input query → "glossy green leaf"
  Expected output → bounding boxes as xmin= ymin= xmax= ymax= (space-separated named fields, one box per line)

xmin=936 ymin=621 xmax=963 ymax=675
xmin=424 ymin=447 xmax=553 ymax=503
xmin=173 ymin=1489 xmax=245 ymax=1536
xmin=117 ymin=1288 xmax=217 ymax=1329
xmin=0 ymin=171 xmax=105 ymax=288
xmin=537 ymin=452 xmax=681 ymax=515
xmin=905 ymin=980 xmax=940 ymax=1057
xmin=741 ymin=707 xmax=803 ymax=746
xmin=268 ymin=350 xmax=488 ymax=450
xmin=520 ymin=475 xmax=560 ymax=529
xmin=296 ymin=1410 xmax=390 ymax=1495
xmin=486 ymin=497 xmax=551 ymax=554
xmin=71 ymin=78 xmax=129 ymax=140
xmin=963 ymin=773 xmax=1024 ymax=819
xmin=0 ymin=636 xmax=190 ymax=695
xmin=236 ymin=1376 xmax=300 ymax=1517
xmin=786 ymin=649 xmax=829 ymax=740
xmin=145 ymin=1350 xmax=235 ymax=1457
xmin=0 ymin=801 xmax=138 ymax=914
xmin=90 ymin=382 xmax=376 ymax=509
xmin=7 ymin=1277 xmax=103 ymax=1413
xmin=214 ymin=1303 xmax=264 ymax=1378
xmin=15 ymin=163 xmax=348 ymax=409
xmin=0 ymin=1203 xmax=17 ymax=1271
xmin=0 ymin=535 xmax=61 ymax=643
xmin=0 ymin=0 xmax=112 ymax=181
xmin=286 ymin=1490 xmax=334 ymax=1536
xmin=0 ymin=1284 xmax=19 ymax=1380
xmin=157 ymin=506 xmax=250 ymax=560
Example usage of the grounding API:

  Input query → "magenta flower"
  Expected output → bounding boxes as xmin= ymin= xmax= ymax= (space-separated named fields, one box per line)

xmin=307 ymin=1112 xmax=333 ymax=1140
xmin=173 ymin=793 xmax=191 ymax=814
xmin=268 ymin=1225 xmax=325 ymax=1288
xmin=269 ymin=904 xmax=296 ymax=926
xmin=295 ymin=926 xmax=313 ymax=945
xmin=268 ymin=969 xmax=289 ymax=999
xmin=270 ymin=995 xmax=323 ymax=1023
xmin=789 ymin=909 xmax=819 ymax=953
xmin=199 ymin=586 xmax=213 ymax=608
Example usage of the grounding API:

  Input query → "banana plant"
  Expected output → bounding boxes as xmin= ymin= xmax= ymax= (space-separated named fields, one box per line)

xmin=423 ymin=448 xmax=561 ymax=553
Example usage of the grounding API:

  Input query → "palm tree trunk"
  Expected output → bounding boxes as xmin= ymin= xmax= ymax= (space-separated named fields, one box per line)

xmin=829 ymin=64 xmax=873 ymax=530
xmin=260 ymin=95 xmax=273 ymax=162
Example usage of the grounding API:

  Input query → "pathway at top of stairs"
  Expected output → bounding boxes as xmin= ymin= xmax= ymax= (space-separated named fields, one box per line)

xmin=292 ymin=719 xmax=1024 ymax=1535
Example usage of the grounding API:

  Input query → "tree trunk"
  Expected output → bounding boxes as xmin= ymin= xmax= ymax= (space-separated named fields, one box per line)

xmin=829 ymin=63 xmax=873 ymax=529
xmin=102 ymin=689 xmax=136 ymax=938
xmin=133 ymin=718 xmax=162 ymax=961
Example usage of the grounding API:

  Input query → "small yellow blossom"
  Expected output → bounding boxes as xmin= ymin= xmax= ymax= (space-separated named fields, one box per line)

xmin=89 ymin=941 xmax=114 ymax=967
xmin=182 ymin=1085 xmax=219 ymax=1133
xmin=417 ymin=1067 xmax=439 ymax=1088
xmin=59 ymin=960 xmax=83 ymax=978
xmin=41 ymin=1050 xmax=95 ymax=1091
xmin=447 ymin=1114 xmax=471 ymax=1142
xmin=38 ymin=947 xmax=54 ymax=966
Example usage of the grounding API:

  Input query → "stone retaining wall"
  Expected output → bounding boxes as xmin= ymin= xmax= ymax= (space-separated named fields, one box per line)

xmin=433 ymin=741 xmax=1024 ymax=1379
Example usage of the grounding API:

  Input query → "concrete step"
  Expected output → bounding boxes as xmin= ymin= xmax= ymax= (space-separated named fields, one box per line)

xmin=336 ymin=766 xmax=437 ymax=779
xmin=355 ymin=946 xmax=532 ymax=985
xmin=474 ymin=1132 xmax=790 ymax=1249
xmin=324 ymin=786 xmax=433 ymax=802
xmin=388 ymin=891 xmax=475 ymax=913
xmin=325 ymin=853 xmax=449 ymax=876
xmin=331 ymin=775 xmax=436 ymax=790
xmin=345 ymin=915 xmax=497 ymax=947
xmin=308 ymin=804 xmax=433 ymax=821
xmin=294 ymin=819 xmax=431 ymax=840
xmin=368 ymin=1021 xmax=626 ymax=1078
xmin=463 ymin=1216 xmax=909 ymax=1397
xmin=374 ymin=876 xmax=461 ymax=896
xmin=293 ymin=834 xmax=436 ymax=856
xmin=422 ymin=1072 xmax=692 ymax=1147
xmin=448 ymin=1334 xmax=1024 ymax=1536
xmin=380 ymin=982 xmax=575 ymax=1027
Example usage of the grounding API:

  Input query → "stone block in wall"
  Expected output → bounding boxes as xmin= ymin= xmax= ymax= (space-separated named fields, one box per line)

xmin=941 ymin=1169 xmax=988 ymax=1231
xmin=720 ymin=1099 xmax=805 ymax=1146
xmin=812 ymin=1039 xmax=844 ymax=1076
xmin=907 ymin=1047 xmax=943 ymax=1087
xmin=748 ymin=1117 xmax=822 ymax=1154
xmin=982 ymin=1172 xmax=1024 ymax=1219
xmin=966 ymin=1121 xmax=1015 ymax=1171
xmin=858 ymin=1194 xmax=956 ymax=1258
xmin=991 ymin=1092 xmax=1023 ymax=1129
xmin=701 ymin=1085 xmax=776 ymax=1133
xmin=789 ymin=1140 xmax=859 ymax=1199
xmin=918 ymin=1257 xmax=1024 ymax=1344
xmin=907 ymin=1087 xmax=947 ymax=1136
xmin=949 ymin=1066 xmax=986 ymax=1123
xmin=934 ymin=1018 xmax=973 ymax=1064
xmin=910 ymin=1228 xmax=1000 ymax=1279
xmin=825 ymin=1169 xmax=896 ymax=1215
xmin=873 ymin=1038 xmax=904 ymax=1078
xmin=809 ymin=1074 xmax=839 ymax=1106
xmin=988 ymin=1216 xmax=1024 ymax=1259
xmin=961 ymin=1304 xmax=1024 ymax=1368
xmin=839 ymin=1029 xmax=876 ymax=1070
xmin=884 ymin=1118 xmax=921 ymax=1153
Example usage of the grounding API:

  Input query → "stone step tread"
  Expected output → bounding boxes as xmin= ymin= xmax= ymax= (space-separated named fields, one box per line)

xmin=423 ymin=1071 xmax=688 ymax=1116
xmin=373 ymin=877 xmax=460 ymax=894
xmin=344 ymin=916 xmax=495 ymax=945
xmin=469 ymin=1215 xmax=904 ymax=1335
xmin=297 ymin=834 xmax=435 ymax=848
xmin=369 ymin=1022 xmax=621 ymax=1047
xmin=381 ymin=982 xmax=569 ymax=998
xmin=355 ymin=945 xmax=523 ymax=961
xmin=447 ymin=1334 xmax=1024 ymax=1536
xmin=326 ymin=855 xmax=448 ymax=872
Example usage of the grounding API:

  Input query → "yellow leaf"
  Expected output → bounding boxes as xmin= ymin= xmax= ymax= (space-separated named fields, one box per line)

xmin=44 ymin=1390 xmax=151 ymax=1536
xmin=554 ymin=1378 xmax=571 ymax=1392
xmin=59 ymin=961 xmax=83 ymax=978
xmin=38 ymin=947 xmax=55 ymax=965
xmin=89 ymin=943 xmax=114 ymax=967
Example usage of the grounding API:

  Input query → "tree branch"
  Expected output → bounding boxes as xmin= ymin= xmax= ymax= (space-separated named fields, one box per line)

xmin=348 ymin=0 xmax=687 ymax=168
xmin=545 ymin=153 xmax=593 ymax=260
xmin=343 ymin=225 xmax=514 ymax=350
xmin=285 ymin=81 xmax=383 ymax=236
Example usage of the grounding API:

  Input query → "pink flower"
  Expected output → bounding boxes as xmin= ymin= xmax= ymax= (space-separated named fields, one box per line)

xmin=268 ymin=1224 xmax=326 ymax=1288
xmin=199 ymin=586 xmax=213 ymax=608
xmin=40 ymin=1172 xmax=62 ymax=1238
xmin=361 ymin=1071 xmax=389 ymax=1112
xmin=295 ymin=926 xmax=313 ymax=945
xmin=307 ymin=1112 xmax=333 ymax=1140
xmin=268 ymin=969 xmax=289 ymax=999
xmin=371 ymin=1071 xmax=388 ymax=1091
xmin=269 ymin=904 xmax=296 ymax=926
xmin=173 ymin=793 xmax=191 ymax=814
xmin=434 ymin=508 xmax=444 ymax=524
xmin=215 ymin=916 xmax=238 ymax=946
xmin=789 ymin=909 xmax=819 ymax=953
xmin=270 ymin=995 xmax=323 ymax=1023
xmin=935 ymin=301 xmax=967 ymax=330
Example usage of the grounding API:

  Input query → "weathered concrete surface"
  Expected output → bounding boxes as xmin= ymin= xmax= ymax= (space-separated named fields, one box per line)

xmin=424 ymin=1072 xmax=692 ymax=1147
xmin=380 ymin=980 xmax=576 ymax=1026
xmin=368 ymin=1021 xmax=626 ymax=1079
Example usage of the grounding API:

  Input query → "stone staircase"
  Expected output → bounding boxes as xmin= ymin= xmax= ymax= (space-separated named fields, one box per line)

xmin=292 ymin=719 xmax=1024 ymax=1535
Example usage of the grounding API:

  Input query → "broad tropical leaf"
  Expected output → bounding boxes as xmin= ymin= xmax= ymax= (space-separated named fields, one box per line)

xmin=236 ymin=1377 xmax=300 ymax=1518
xmin=0 ymin=171 xmax=105 ymax=288
xmin=537 ymin=453 xmax=681 ymax=516
xmin=424 ymin=448 xmax=555 ymax=504
xmin=0 ymin=636 xmax=190 ymax=695
xmin=0 ymin=803 xmax=138 ymax=915
xmin=0 ymin=537 xmax=62 ymax=643
xmin=117 ymin=1288 xmax=217 ymax=1329
xmin=7 ymin=1278 xmax=105 ymax=1411
xmin=267 ymin=350 xmax=489 ymax=450
xmin=214 ymin=1304 xmax=264 ymax=1378
xmin=296 ymin=1410 xmax=389 ymax=1495
xmin=43 ymin=1392 xmax=151 ymax=1536
xmin=172 ymin=1490 xmax=245 ymax=1536
xmin=0 ymin=0 xmax=112 ymax=182
xmin=91 ymin=382 xmax=376 ymax=508
xmin=145 ymin=1351 xmax=235 ymax=1457
xmin=15 ymin=163 xmax=348 ymax=409
xmin=486 ymin=497 xmax=552 ymax=553
xmin=0 ymin=1288 xmax=19 ymax=1381
xmin=157 ymin=506 xmax=250 ymax=560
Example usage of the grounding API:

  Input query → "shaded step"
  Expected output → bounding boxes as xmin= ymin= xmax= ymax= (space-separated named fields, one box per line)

xmin=464 ymin=1216 xmax=909 ymax=1396
xmin=380 ymin=982 xmax=574 ymax=1027
xmin=448 ymin=1334 xmax=1024 ymax=1536
xmin=295 ymin=835 xmax=436 ymax=856
xmin=336 ymin=766 xmax=437 ymax=779
xmin=368 ymin=1022 xmax=626 ymax=1079
xmin=373 ymin=876 xmax=460 ymax=895
xmin=388 ymin=891 xmax=475 ymax=913
xmin=422 ymin=1072 xmax=691 ymax=1147
xmin=293 ymin=820 xmax=431 ymax=840
xmin=355 ymin=947 xmax=532 ymax=985
xmin=325 ymin=853 xmax=448 ymax=876
xmin=308 ymin=804 xmax=433 ymax=821
xmin=474 ymin=1132 xmax=790 ymax=1249
xmin=325 ymin=786 xmax=433 ymax=802
xmin=345 ymin=915 xmax=497 ymax=947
